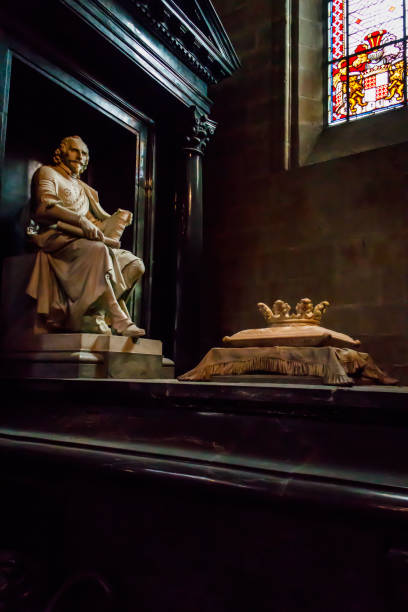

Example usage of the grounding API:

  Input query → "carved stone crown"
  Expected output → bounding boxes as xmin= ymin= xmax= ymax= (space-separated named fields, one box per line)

xmin=258 ymin=298 xmax=330 ymax=326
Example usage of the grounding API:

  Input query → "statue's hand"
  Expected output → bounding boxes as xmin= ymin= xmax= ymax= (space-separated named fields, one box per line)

xmin=79 ymin=215 xmax=104 ymax=241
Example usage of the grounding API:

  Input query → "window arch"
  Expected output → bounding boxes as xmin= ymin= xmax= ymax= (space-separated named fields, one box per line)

xmin=328 ymin=0 xmax=407 ymax=124
xmin=290 ymin=0 xmax=408 ymax=166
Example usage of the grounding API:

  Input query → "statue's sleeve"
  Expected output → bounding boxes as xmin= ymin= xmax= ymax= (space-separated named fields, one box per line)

xmin=33 ymin=166 xmax=62 ymax=217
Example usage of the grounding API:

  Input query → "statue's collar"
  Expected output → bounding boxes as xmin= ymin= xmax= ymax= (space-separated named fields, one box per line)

xmin=56 ymin=162 xmax=80 ymax=180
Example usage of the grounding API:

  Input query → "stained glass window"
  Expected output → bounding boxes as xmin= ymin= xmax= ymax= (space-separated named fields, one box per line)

xmin=328 ymin=1 xmax=407 ymax=124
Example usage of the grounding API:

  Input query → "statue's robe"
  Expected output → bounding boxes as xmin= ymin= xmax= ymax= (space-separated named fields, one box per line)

xmin=26 ymin=164 xmax=144 ymax=332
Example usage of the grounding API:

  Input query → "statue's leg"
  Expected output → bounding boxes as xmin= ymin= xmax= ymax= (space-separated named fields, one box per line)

xmin=115 ymin=259 xmax=144 ymax=319
xmin=101 ymin=275 xmax=145 ymax=338
xmin=78 ymin=246 xmax=145 ymax=336
xmin=121 ymin=258 xmax=145 ymax=292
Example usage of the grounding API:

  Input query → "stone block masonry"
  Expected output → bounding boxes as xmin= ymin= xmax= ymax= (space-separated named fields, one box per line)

xmin=204 ymin=1 xmax=408 ymax=382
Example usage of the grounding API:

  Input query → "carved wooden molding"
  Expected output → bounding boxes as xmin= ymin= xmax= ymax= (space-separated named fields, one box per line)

xmin=131 ymin=0 xmax=240 ymax=85
xmin=60 ymin=0 xmax=213 ymax=112
xmin=184 ymin=106 xmax=217 ymax=155
xmin=132 ymin=3 xmax=218 ymax=84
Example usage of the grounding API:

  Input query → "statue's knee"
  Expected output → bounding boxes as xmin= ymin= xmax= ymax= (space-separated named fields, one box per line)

xmin=131 ymin=257 xmax=145 ymax=280
xmin=123 ymin=258 xmax=144 ymax=287
xmin=135 ymin=258 xmax=145 ymax=277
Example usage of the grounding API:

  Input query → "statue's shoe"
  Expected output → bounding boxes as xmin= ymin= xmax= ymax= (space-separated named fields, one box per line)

xmin=120 ymin=323 xmax=146 ymax=338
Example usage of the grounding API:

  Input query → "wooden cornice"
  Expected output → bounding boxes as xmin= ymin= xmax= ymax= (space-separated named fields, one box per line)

xmin=130 ymin=0 xmax=241 ymax=84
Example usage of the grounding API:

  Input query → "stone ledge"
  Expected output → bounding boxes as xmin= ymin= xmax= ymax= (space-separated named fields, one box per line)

xmin=0 ymin=376 xmax=406 ymax=422
xmin=2 ymin=333 xmax=162 ymax=355
xmin=1 ymin=377 xmax=408 ymax=520
xmin=1 ymin=333 xmax=163 ymax=379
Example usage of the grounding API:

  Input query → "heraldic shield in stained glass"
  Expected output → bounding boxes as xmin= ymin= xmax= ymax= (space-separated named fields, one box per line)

xmin=328 ymin=0 xmax=407 ymax=124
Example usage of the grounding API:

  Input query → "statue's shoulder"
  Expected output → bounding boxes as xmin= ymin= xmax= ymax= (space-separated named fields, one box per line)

xmin=34 ymin=165 xmax=59 ymax=182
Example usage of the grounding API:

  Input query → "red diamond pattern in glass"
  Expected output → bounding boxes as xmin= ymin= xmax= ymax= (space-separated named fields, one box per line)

xmin=364 ymin=75 xmax=377 ymax=89
xmin=328 ymin=0 xmax=406 ymax=124
xmin=331 ymin=0 xmax=345 ymax=59
xmin=376 ymin=84 xmax=388 ymax=99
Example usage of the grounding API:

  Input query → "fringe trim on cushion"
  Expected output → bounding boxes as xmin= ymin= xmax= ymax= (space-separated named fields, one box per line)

xmin=179 ymin=356 xmax=352 ymax=385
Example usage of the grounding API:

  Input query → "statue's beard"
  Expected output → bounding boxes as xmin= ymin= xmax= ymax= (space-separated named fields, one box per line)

xmin=63 ymin=159 xmax=85 ymax=177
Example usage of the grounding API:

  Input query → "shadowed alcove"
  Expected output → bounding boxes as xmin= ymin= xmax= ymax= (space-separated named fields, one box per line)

xmin=3 ymin=57 xmax=140 ymax=257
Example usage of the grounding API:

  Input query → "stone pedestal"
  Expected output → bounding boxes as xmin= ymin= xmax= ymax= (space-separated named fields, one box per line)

xmin=1 ymin=253 xmax=38 ymax=343
xmin=1 ymin=255 xmax=175 ymax=379
xmin=2 ymin=333 xmax=164 ymax=379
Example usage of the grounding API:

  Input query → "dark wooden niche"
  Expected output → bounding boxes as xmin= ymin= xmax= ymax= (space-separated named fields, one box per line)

xmin=0 ymin=0 xmax=239 ymax=362
xmin=3 ymin=57 xmax=153 ymax=329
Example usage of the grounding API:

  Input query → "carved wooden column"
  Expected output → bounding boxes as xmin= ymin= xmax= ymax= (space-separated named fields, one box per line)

xmin=174 ymin=107 xmax=216 ymax=375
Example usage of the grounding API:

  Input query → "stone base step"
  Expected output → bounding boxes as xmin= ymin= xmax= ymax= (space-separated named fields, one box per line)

xmin=2 ymin=333 xmax=167 ymax=380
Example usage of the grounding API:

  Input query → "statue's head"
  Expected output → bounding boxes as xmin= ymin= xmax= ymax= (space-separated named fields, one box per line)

xmin=53 ymin=135 xmax=89 ymax=177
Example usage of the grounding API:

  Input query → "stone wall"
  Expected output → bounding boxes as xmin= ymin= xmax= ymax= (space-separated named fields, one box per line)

xmin=203 ymin=0 xmax=408 ymax=382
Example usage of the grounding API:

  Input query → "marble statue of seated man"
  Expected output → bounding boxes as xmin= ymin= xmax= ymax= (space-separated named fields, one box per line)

xmin=26 ymin=135 xmax=145 ymax=337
